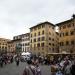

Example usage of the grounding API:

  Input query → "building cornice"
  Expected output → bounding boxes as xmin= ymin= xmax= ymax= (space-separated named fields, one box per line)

xmin=30 ymin=21 xmax=55 ymax=29
xmin=56 ymin=18 xmax=74 ymax=26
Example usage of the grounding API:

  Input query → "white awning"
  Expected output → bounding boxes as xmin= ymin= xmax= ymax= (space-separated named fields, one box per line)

xmin=21 ymin=52 xmax=31 ymax=55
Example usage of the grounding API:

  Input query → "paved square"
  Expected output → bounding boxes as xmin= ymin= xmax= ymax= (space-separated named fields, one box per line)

xmin=0 ymin=62 xmax=51 ymax=75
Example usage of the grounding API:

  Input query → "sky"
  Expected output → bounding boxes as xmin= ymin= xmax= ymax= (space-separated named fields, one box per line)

xmin=0 ymin=0 xmax=75 ymax=39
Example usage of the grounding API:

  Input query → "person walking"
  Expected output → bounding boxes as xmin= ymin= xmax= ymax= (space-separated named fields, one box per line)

xmin=35 ymin=59 xmax=41 ymax=75
xmin=71 ymin=60 xmax=75 ymax=75
xmin=22 ymin=58 xmax=41 ymax=75
xmin=55 ymin=63 xmax=63 ymax=75
xmin=0 ymin=55 xmax=3 ymax=67
xmin=51 ymin=62 xmax=57 ymax=75
xmin=15 ymin=56 xmax=20 ymax=66
xmin=63 ymin=62 xmax=71 ymax=75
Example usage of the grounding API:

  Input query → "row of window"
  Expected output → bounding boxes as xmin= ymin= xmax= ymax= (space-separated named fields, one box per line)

xmin=8 ymin=45 xmax=14 ymax=47
xmin=31 ymin=37 xmax=55 ymax=43
xmin=31 ymin=37 xmax=45 ymax=43
xmin=31 ymin=42 xmax=55 ymax=48
xmin=22 ymin=38 xmax=30 ymax=41
xmin=0 ymin=43 xmax=7 ymax=45
xmin=22 ymin=43 xmax=30 ymax=46
xmin=22 ymin=34 xmax=30 ymax=38
xmin=31 ymin=25 xmax=45 ymax=31
xmin=0 ymin=46 xmax=7 ymax=49
xmin=14 ymin=35 xmax=30 ymax=40
xmin=13 ymin=36 xmax=21 ymax=40
xmin=60 ymin=31 xmax=75 ymax=37
xmin=49 ymin=43 xmax=55 ymax=46
xmin=59 ymin=40 xmax=75 ymax=46
xmin=31 ymin=30 xmax=44 ymax=37
xmin=49 ymin=26 xmax=54 ymax=29
xmin=31 ymin=31 xmax=55 ymax=38
xmin=9 ymin=48 xmax=15 ymax=51
xmin=49 ymin=32 xmax=55 ymax=36
xmin=49 ymin=37 xmax=55 ymax=41
xmin=60 ymin=23 xmax=74 ymax=30
xmin=31 ymin=43 xmax=45 ymax=47
xmin=22 ymin=47 xmax=30 ymax=51
xmin=31 ymin=47 xmax=55 ymax=52
xmin=0 ymin=40 xmax=7 ymax=42
xmin=31 ymin=24 xmax=55 ymax=32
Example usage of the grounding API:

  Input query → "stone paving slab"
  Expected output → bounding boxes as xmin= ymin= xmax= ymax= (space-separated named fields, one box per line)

xmin=0 ymin=62 xmax=51 ymax=75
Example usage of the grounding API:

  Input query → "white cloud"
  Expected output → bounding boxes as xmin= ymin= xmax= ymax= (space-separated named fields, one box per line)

xmin=0 ymin=0 xmax=75 ymax=39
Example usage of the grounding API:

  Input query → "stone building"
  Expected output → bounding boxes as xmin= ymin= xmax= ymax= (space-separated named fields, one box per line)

xmin=30 ymin=22 xmax=59 ymax=56
xmin=21 ymin=33 xmax=30 ymax=52
xmin=13 ymin=33 xmax=30 ymax=52
xmin=0 ymin=38 xmax=10 ymax=53
xmin=56 ymin=16 xmax=75 ymax=53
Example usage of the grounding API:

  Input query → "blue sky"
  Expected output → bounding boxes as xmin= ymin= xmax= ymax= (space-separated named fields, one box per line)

xmin=0 ymin=0 xmax=75 ymax=39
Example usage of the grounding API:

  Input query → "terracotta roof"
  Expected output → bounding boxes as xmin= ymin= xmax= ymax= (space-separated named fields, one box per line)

xmin=8 ymin=39 xmax=22 ymax=43
xmin=13 ymin=33 xmax=30 ymax=38
xmin=30 ymin=21 xmax=55 ymax=29
xmin=56 ymin=18 xmax=74 ymax=26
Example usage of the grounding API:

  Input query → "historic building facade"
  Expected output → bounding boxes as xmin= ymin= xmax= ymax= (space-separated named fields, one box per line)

xmin=13 ymin=35 xmax=22 ymax=53
xmin=13 ymin=33 xmax=30 ymax=52
xmin=7 ymin=39 xmax=22 ymax=53
xmin=56 ymin=16 xmax=75 ymax=53
xmin=0 ymin=15 xmax=75 ymax=55
xmin=21 ymin=33 xmax=30 ymax=52
xmin=0 ymin=38 xmax=10 ymax=53
xmin=30 ymin=22 xmax=59 ymax=56
xmin=8 ymin=40 xmax=15 ymax=53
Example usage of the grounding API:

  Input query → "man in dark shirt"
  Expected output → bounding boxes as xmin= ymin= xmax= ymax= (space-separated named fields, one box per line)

xmin=71 ymin=60 xmax=75 ymax=75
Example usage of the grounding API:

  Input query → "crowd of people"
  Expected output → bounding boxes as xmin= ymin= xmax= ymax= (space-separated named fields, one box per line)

xmin=0 ymin=54 xmax=13 ymax=67
xmin=0 ymin=53 xmax=75 ymax=75
xmin=50 ymin=55 xmax=75 ymax=75
xmin=24 ymin=55 xmax=75 ymax=75
xmin=22 ymin=54 xmax=75 ymax=75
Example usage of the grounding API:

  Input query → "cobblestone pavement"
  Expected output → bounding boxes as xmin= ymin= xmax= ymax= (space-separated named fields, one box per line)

xmin=0 ymin=62 xmax=51 ymax=75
